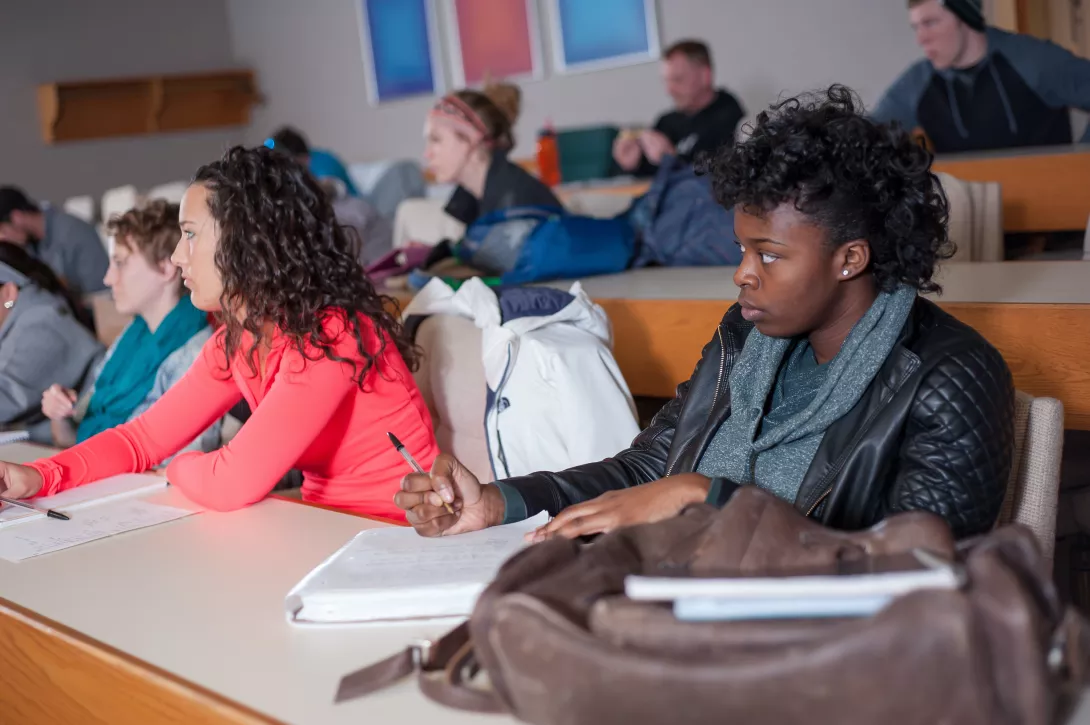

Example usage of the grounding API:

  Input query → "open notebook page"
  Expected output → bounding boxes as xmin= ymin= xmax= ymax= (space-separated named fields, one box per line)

xmin=0 ymin=473 xmax=168 ymax=525
xmin=287 ymin=512 xmax=548 ymax=625
xmin=0 ymin=499 xmax=195 ymax=562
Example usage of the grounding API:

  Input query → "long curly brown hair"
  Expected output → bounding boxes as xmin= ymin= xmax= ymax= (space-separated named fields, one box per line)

xmin=192 ymin=145 xmax=416 ymax=388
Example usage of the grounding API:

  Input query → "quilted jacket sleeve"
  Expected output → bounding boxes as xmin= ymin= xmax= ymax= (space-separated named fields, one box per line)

xmin=494 ymin=320 xmax=727 ymax=522
xmin=884 ymin=340 xmax=1015 ymax=538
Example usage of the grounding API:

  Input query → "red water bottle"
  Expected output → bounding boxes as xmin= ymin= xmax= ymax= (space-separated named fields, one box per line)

xmin=537 ymin=120 xmax=561 ymax=187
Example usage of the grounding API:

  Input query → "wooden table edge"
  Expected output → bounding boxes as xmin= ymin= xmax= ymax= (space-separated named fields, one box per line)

xmin=0 ymin=595 xmax=284 ymax=724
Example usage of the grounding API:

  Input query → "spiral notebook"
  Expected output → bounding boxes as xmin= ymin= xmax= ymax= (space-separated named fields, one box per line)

xmin=0 ymin=431 xmax=30 ymax=446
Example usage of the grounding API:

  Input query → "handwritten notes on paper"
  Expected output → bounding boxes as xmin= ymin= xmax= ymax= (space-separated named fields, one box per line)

xmin=0 ymin=473 xmax=168 ymax=526
xmin=0 ymin=500 xmax=194 ymax=561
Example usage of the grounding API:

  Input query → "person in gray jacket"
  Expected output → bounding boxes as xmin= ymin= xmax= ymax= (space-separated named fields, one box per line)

xmin=0 ymin=242 xmax=103 ymax=440
xmin=0 ymin=186 xmax=109 ymax=297
xmin=873 ymin=0 xmax=1090 ymax=153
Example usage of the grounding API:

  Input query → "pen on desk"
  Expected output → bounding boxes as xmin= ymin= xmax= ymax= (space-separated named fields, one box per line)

xmin=0 ymin=495 xmax=70 ymax=521
xmin=387 ymin=432 xmax=454 ymax=515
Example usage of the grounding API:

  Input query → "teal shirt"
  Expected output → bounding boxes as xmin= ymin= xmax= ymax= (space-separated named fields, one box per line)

xmin=76 ymin=326 xmax=221 ymax=458
xmin=309 ymin=149 xmax=359 ymax=197
xmin=758 ymin=341 xmax=829 ymax=436
xmin=697 ymin=340 xmax=830 ymax=501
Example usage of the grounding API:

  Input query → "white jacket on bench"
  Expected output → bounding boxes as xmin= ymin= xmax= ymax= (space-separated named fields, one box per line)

xmin=405 ymin=278 xmax=640 ymax=481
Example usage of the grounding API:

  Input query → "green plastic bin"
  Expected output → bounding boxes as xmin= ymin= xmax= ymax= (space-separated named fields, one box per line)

xmin=556 ymin=125 xmax=620 ymax=183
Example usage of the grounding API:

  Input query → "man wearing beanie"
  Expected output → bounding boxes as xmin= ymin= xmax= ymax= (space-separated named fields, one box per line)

xmin=872 ymin=0 xmax=1090 ymax=153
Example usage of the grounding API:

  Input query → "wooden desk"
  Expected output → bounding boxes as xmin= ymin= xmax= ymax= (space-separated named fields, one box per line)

xmin=0 ymin=443 xmax=512 ymax=725
xmin=6 ymin=446 xmax=1090 ymax=723
xmin=536 ymin=262 xmax=1090 ymax=430
xmin=517 ymin=146 xmax=1090 ymax=234
xmin=555 ymin=178 xmax=650 ymax=201
xmin=932 ymin=146 xmax=1090 ymax=233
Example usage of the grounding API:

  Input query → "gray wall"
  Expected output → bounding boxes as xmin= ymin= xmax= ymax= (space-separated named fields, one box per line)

xmin=226 ymin=0 xmax=922 ymax=163
xmin=0 ymin=0 xmax=245 ymax=206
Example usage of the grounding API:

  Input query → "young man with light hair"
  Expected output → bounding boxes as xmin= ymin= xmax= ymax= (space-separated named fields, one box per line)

xmin=873 ymin=0 xmax=1090 ymax=152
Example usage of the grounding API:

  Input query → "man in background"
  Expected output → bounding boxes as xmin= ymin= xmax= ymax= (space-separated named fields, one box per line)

xmin=0 ymin=186 xmax=108 ymax=297
xmin=873 ymin=0 xmax=1090 ymax=153
xmin=613 ymin=39 xmax=745 ymax=177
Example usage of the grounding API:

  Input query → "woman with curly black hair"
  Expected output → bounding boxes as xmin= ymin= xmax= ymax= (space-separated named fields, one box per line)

xmin=0 ymin=146 xmax=438 ymax=519
xmin=396 ymin=85 xmax=1015 ymax=541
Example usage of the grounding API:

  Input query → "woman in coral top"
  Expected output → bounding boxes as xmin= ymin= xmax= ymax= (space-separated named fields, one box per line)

xmin=0 ymin=146 xmax=438 ymax=519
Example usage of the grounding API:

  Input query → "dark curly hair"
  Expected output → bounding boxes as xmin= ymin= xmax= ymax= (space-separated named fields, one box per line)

xmin=0 ymin=241 xmax=93 ymax=329
xmin=700 ymin=84 xmax=953 ymax=293
xmin=193 ymin=145 xmax=416 ymax=387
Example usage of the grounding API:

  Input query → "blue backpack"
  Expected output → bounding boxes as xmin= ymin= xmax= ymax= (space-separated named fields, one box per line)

xmin=627 ymin=156 xmax=741 ymax=268
xmin=456 ymin=206 xmax=635 ymax=285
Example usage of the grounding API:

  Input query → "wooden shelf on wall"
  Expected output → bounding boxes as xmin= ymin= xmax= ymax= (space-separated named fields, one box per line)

xmin=36 ymin=70 xmax=260 ymax=144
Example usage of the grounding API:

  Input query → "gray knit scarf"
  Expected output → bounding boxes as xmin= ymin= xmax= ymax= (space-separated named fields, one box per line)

xmin=697 ymin=285 xmax=918 ymax=502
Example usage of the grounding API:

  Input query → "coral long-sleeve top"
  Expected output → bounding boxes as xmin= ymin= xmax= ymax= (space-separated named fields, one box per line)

xmin=29 ymin=313 xmax=437 ymax=520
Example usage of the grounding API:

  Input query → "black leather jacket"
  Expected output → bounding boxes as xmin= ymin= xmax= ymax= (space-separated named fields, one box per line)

xmin=500 ymin=298 xmax=1016 ymax=539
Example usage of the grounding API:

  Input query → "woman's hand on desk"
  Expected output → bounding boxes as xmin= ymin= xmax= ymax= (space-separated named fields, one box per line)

xmin=527 ymin=474 xmax=711 ymax=543
xmin=0 ymin=462 xmax=43 ymax=499
xmin=395 ymin=453 xmax=505 ymax=537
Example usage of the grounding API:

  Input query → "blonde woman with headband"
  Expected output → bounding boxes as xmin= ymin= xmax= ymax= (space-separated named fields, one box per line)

xmin=0 ymin=242 xmax=102 ymax=438
xmin=425 ymin=89 xmax=560 ymax=227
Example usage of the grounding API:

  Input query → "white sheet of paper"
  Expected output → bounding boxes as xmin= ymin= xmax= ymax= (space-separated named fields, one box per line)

xmin=0 ymin=473 xmax=167 ymax=525
xmin=0 ymin=431 xmax=30 ymax=446
xmin=287 ymin=512 xmax=549 ymax=624
xmin=0 ymin=500 xmax=194 ymax=561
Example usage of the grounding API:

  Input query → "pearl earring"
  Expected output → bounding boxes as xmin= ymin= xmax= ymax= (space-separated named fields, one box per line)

xmin=3 ymin=301 xmax=12 ymax=309
xmin=842 ymin=269 xmax=850 ymax=277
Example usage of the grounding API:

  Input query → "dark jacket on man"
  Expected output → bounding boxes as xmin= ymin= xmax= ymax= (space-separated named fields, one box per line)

xmin=634 ymin=89 xmax=745 ymax=176
xmin=495 ymin=298 xmax=1015 ymax=540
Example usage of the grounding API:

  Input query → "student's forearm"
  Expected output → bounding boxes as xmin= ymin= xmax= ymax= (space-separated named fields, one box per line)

xmin=29 ymin=427 xmax=155 ymax=495
xmin=51 ymin=419 xmax=77 ymax=448
xmin=165 ymin=356 xmax=354 ymax=512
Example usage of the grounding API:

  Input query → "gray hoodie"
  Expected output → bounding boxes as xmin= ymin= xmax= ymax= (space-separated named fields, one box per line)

xmin=0 ymin=283 xmax=103 ymax=437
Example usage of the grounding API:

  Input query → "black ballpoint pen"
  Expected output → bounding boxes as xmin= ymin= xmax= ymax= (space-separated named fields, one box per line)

xmin=388 ymin=432 xmax=454 ymax=514
xmin=0 ymin=495 xmax=70 ymax=521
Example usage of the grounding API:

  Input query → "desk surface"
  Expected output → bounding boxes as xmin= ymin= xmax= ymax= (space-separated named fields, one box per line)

xmin=0 ymin=444 xmax=511 ymax=725
xmin=5 ymin=445 xmax=1090 ymax=724
xmin=545 ymin=261 xmax=1090 ymax=305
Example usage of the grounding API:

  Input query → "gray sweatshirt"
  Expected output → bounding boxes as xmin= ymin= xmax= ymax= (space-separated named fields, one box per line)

xmin=34 ymin=207 xmax=109 ymax=296
xmin=0 ymin=285 xmax=103 ymax=436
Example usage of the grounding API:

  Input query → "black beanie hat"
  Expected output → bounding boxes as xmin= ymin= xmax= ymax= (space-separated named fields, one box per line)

xmin=941 ymin=0 xmax=986 ymax=31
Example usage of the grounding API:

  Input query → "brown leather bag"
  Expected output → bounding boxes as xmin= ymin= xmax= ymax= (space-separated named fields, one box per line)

xmin=338 ymin=487 xmax=1090 ymax=725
